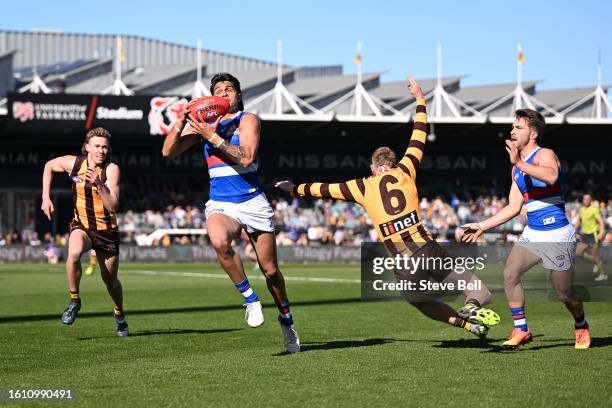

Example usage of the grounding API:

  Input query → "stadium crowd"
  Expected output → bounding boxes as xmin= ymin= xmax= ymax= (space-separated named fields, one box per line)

xmin=3 ymin=195 xmax=612 ymax=248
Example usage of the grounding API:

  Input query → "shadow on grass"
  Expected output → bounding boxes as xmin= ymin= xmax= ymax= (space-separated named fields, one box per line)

xmin=476 ymin=334 xmax=546 ymax=353
xmin=274 ymin=337 xmax=416 ymax=356
xmin=274 ymin=333 xmax=612 ymax=355
xmin=591 ymin=336 xmax=612 ymax=348
xmin=431 ymin=337 xmax=503 ymax=350
xmin=0 ymin=297 xmax=363 ymax=324
xmin=521 ymin=342 xmax=574 ymax=351
xmin=523 ymin=335 xmax=612 ymax=351
xmin=477 ymin=334 xmax=612 ymax=352
xmin=77 ymin=327 xmax=241 ymax=341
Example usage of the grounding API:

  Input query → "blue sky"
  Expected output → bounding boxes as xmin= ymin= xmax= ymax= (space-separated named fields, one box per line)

xmin=2 ymin=0 xmax=611 ymax=90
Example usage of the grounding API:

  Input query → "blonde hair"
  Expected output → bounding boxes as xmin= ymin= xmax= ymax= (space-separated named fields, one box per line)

xmin=371 ymin=147 xmax=396 ymax=166
xmin=81 ymin=127 xmax=112 ymax=156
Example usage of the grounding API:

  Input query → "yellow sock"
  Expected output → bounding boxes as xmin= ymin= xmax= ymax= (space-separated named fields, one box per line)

xmin=452 ymin=317 xmax=472 ymax=332
xmin=114 ymin=306 xmax=124 ymax=319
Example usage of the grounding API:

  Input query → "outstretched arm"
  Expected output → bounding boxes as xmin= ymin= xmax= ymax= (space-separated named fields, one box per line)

xmin=396 ymin=77 xmax=427 ymax=179
xmin=461 ymin=180 xmax=524 ymax=242
xmin=275 ymin=179 xmax=366 ymax=205
xmin=41 ymin=155 xmax=76 ymax=220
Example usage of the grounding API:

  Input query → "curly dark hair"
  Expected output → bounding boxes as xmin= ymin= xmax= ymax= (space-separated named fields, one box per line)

xmin=210 ymin=72 xmax=244 ymax=111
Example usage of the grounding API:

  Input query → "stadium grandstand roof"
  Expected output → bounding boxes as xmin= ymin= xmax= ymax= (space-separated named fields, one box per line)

xmin=1 ymin=29 xmax=611 ymax=124
xmin=454 ymin=81 xmax=540 ymax=111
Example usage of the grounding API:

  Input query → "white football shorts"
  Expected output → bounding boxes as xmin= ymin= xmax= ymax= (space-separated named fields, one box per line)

xmin=205 ymin=193 xmax=275 ymax=233
xmin=517 ymin=223 xmax=576 ymax=271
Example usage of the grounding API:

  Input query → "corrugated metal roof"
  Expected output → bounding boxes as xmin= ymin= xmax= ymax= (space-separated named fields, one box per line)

xmin=2 ymin=30 xmax=610 ymax=121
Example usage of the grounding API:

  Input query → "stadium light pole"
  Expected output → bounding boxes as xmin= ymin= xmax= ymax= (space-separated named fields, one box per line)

xmin=18 ymin=42 xmax=51 ymax=94
xmin=102 ymin=36 xmax=134 ymax=96
xmin=245 ymin=40 xmax=331 ymax=121
xmin=323 ymin=42 xmax=405 ymax=121
xmin=513 ymin=43 xmax=528 ymax=111
xmin=560 ymin=49 xmax=612 ymax=119
xmin=484 ymin=43 xmax=562 ymax=121
xmin=355 ymin=42 xmax=363 ymax=116
xmin=190 ymin=38 xmax=210 ymax=98
xmin=417 ymin=42 xmax=483 ymax=122
xmin=596 ymin=49 xmax=602 ymax=117
xmin=275 ymin=40 xmax=284 ymax=115
xmin=435 ymin=42 xmax=442 ymax=116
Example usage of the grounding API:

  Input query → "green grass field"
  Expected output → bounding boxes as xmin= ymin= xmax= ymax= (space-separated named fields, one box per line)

xmin=1 ymin=262 xmax=611 ymax=407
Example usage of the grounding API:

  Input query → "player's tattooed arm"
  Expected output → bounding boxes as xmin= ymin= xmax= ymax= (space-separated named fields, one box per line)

xmin=187 ymin=113 xmax=258 ymax=167
xmin=232 ymin=113 xmax=259 ymax=168
xmin=216 ymin=140 xmax=246 ymax=162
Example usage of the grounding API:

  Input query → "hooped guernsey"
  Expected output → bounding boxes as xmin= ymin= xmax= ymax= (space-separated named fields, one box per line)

xmin=203 ymin=111 xmax=263 ymax=203
xmin=512 ymin=147 xmax=569 ymax=231
xmin=291 ymin=99 xmax=432 ymax=255
xmin=70 ymin=155 xmax=118 ymax=231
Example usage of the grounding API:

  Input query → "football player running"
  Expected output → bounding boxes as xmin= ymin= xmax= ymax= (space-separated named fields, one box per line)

xmin=462 ymin=109 xmax=590 ymax=350
xmin=162 ymin=73 xmax=299 ymax=353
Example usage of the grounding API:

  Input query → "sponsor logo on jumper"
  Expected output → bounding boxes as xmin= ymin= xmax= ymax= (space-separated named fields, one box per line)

xmin=379 ymin=210 xmax=419 ymax=237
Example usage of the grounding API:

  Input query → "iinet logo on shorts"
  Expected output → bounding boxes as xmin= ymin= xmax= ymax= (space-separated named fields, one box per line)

xmin=379 ymin=210 xmax=419 ymax=238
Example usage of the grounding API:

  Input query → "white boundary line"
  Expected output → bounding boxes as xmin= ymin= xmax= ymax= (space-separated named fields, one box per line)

xmin=125 ymin=270 xmax=608 ymax=292
xmin=127 ymin=269 xmax=361 ymax=284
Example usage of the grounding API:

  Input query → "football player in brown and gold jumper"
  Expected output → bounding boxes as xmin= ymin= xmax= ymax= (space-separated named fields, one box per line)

xmin=41 ymin=127 xmax=128 ymax=336
xmin=276 ymin=77 xmax=500 ymax=338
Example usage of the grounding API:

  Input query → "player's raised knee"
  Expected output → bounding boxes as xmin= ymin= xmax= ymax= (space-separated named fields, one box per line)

xmin=209 ymin=236 xmax=233 ymax=253
xmin=503 ymin=268 xmax=522 ymax=287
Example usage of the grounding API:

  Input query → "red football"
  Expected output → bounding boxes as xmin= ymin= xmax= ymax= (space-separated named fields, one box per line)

xmin=189 ymin=95 xmax=230 ymax=123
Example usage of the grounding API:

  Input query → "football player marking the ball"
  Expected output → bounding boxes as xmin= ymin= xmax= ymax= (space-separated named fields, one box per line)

xmin=162 ymin=73 xmax=300 ymax=353
xmin=41 ymin=127 xmax=128 ymax=336
xmin=462 ymin=109 xmax=590 ymax=350
xmin=276 ymin=77 xmax=500 ymax=339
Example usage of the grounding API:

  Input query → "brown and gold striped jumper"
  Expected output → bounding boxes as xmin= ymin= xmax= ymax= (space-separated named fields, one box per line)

xmin=70 ymin=156 xmax=118 ymax=231
xmin=292 ymin=99 xmax=430 ymax=255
